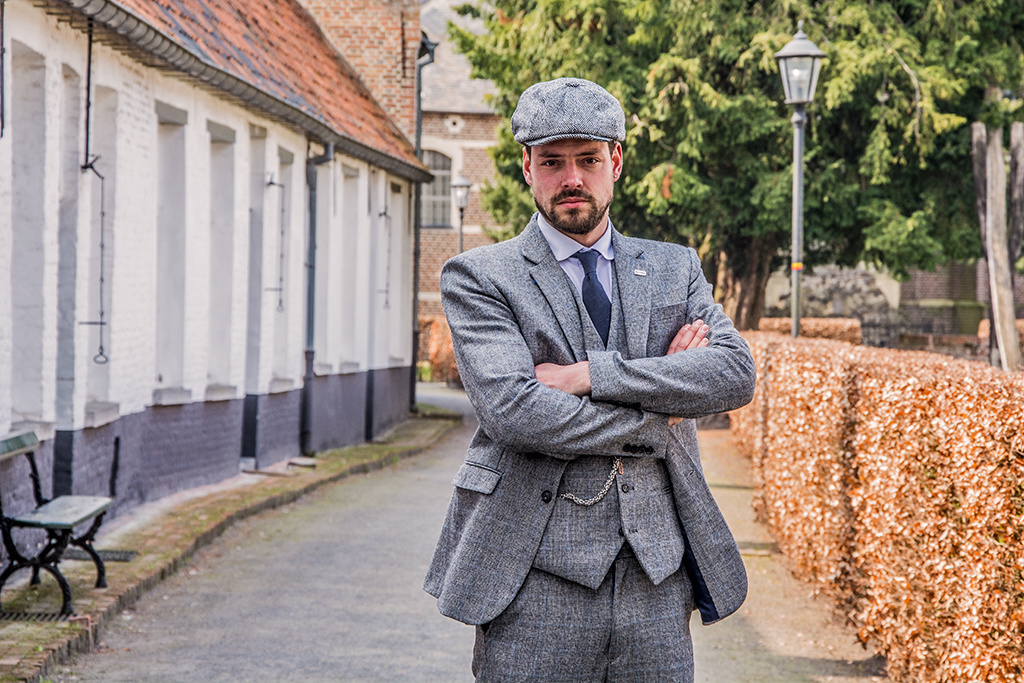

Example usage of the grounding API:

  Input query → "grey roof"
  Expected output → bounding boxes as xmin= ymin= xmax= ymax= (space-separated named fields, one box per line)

xmin=420 ymin=0 xmax=497 ymax=115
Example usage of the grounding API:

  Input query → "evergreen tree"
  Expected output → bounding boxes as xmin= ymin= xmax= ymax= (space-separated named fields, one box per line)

xmin=451 ymin=0 xmax=1024 ymax=328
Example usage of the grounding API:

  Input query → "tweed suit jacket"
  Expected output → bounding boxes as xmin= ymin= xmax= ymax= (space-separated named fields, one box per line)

xmin=424 ymin=215 xmax=756 ymax=627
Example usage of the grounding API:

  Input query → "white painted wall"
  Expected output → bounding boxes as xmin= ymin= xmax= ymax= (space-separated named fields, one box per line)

xmin=0 ymin=0 xmax=416 ymax=437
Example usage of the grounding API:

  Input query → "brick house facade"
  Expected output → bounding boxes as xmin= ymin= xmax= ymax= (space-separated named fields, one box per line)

xmin=418 ymin=0 xmax=501 ymax=321
xmin=298 ymin=0 xmax=421 ymax=141
xmin=418 ymin=113 xmax=501 ymax=316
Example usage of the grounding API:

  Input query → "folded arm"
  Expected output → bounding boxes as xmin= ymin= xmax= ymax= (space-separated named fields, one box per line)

xmin=535 ymin=320 xmax=711 ymax=424
xmin=441 ymin=255 xmax=671 ymax=461
xmin=588 ymin=250 xmax=754 ymax=417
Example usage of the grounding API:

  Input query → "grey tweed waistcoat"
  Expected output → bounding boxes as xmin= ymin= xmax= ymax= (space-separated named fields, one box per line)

xmin=531 ymin=267 xmax=685 ymax=589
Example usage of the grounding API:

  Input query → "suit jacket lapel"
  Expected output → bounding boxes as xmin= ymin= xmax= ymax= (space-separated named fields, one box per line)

xmin=612 ymin=232 xmax=651 ymax=360
xmin=521 ymin=218 xmax=586 ymax=362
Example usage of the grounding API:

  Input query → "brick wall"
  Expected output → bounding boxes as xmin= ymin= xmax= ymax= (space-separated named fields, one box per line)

xmin=901 ymin=262 xmax=978 ymax=302
xmin=897 ymin=263 xmax=986 ymax=334
xmin=976 ymin=260 xmax=1024 ymax=317
xmin=300 ymin=0 xmax=420 ymax=141
xmin=461 ymin=146 xmax=494 ymax=185
xmin=418 ymin=229 xmax=495 ymax=314
xmin=461 ymin=147 xmax=499 ymax=227
xmin=422 ymin=112 xmax=502 ymax=141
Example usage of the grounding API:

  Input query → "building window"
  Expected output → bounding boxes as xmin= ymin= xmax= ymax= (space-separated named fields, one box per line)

xmin=155 ymin=102 xmax=188 ymax=393
xmin=422 ymin=150 xmax=451 ymax=228
xmin=206 ymin=120 xmax=236 ymax=391
xmin=10 ymin=41 xmax=48 ymax=426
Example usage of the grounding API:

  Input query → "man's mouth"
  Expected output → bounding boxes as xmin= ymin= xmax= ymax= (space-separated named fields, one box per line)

xmin=556 ymin=194 xmax=592 ymax=209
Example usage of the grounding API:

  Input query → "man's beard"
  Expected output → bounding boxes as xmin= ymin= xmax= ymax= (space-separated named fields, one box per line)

xmin=536 ymin=190 xmax=611 ymax=236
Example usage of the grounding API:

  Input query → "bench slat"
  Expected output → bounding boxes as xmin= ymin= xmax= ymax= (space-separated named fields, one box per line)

xmin=8 ymin=496 xmax=113 ymax=529
xmin=0 ymin=432 xmax=40 ymax=463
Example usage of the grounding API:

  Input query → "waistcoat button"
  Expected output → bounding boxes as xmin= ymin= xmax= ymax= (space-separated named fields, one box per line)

xmin=541 ymin=490 xmax=553 ymax=503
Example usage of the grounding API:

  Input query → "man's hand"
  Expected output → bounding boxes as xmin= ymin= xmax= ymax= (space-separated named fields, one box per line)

xmin=533 ymin=320 xmax=709 ymax=408
xmin=667 ymin=319 xmax=709 ymax=354
xmin=534 ymin=361 xmax=591 ymax=397
xmin=667 ymin=320 xmax=708 ymax=426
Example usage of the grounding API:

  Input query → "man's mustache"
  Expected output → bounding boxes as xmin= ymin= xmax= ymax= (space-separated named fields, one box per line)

xmin=553 ymin=190 xmax=594 ymax=204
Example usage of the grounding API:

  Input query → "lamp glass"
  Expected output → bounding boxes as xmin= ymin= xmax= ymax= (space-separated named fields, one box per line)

xmin=452 ymin=176 xmax=471 ymax=210
xmin=781 ymin=56 xmax=821 ymax=104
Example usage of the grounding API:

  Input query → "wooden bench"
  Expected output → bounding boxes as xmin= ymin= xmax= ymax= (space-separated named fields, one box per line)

xmin=0 ymin=431 xmax=113 ymax=616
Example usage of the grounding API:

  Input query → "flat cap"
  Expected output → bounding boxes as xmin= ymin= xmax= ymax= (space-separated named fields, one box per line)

xmin=511 ymin=77 xmax=625 ymax=147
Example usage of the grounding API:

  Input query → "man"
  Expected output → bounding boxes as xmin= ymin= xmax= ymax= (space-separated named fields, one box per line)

xmin=424 ymin=77 xmax=755 ymax=682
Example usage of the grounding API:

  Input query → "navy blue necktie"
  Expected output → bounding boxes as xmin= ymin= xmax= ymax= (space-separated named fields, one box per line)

xmin=575 ymin=250 xmax=611 ymax=346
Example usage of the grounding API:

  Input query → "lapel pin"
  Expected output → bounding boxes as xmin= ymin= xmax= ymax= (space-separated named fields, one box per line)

xmin=634 ymin=269 xmax=647 ymax=276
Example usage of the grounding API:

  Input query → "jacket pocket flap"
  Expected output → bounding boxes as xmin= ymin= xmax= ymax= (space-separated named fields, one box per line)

xmin=452 ymin=462 xmax=502 ymax=494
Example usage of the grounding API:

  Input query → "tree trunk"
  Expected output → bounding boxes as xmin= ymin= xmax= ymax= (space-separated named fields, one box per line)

xmin=716 ymin=235 xmax=776 ymax=331
xmin=986 ymin=126 xmax=1023 ymax=371
xmin=973 ymin=121 xmax=998 ymax=361
xmin=971 ymin=122 xmax=988 ymax=247
xmin=1010 ymin=122 xmax=1023 ymax=279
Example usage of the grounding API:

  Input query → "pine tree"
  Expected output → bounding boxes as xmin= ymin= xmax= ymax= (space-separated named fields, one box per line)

xmin=452 ymin=0 xmax=1024 ymax=328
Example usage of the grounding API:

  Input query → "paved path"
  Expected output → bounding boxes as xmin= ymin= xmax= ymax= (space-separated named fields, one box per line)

xmin=53 ymin=384 xmax=885 ymax=682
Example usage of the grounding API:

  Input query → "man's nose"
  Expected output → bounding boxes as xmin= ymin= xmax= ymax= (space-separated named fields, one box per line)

xmin=561 ymin=163 xmax=584 ymax=188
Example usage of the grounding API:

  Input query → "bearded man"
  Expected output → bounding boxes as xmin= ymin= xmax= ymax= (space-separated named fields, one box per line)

xmin=424 ymin=77 xmax=755 ymax=682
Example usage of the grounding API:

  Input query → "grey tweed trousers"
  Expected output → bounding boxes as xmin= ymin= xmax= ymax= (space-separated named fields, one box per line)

xmin=472 ymin=550 xmax=695 ymax=682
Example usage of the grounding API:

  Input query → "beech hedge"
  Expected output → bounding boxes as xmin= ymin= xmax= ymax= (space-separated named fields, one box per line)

xmin=757 ymin=316 xmax=863 ymax=344
xmin=730 ymin=333 xmax=1024 ymax=682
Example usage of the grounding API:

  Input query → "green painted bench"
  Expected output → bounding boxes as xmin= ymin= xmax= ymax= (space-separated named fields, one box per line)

xmin=0 ymin=432 xmax=113 ymax=616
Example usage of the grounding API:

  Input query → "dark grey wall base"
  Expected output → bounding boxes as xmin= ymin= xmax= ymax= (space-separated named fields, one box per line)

xmin=3 ymin=366 xmax=413 ymax=534
xmin=308 ymin=366 xmax=412 ymax=450
xmin=245 ymin=390 xmax=302 ymax=469
xmin=369 ymin=366 xmax=412 ymax=439
xmin=309 ymin=372 xmax=367 ymax=453
xmin=51 ymin=400 xmax=245 ymax=518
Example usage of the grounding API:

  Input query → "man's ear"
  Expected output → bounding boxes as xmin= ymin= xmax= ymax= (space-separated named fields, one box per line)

xmin=612 ymin=142 xmax=623 ymax=181
xmin=522 ymin=146 xmax=533 ymax=186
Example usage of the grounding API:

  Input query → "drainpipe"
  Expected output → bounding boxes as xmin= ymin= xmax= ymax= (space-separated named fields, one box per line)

xmin=301 ymin=142 xmax=334 ymax=456
xmin=0 ymin=0 xmax=6 ymax=138
xmin=411 ymin=33 xmax=438 ymax=412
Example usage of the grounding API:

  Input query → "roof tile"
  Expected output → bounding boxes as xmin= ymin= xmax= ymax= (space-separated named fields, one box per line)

xmin=115 ymin=0 xmax=422 ymax=171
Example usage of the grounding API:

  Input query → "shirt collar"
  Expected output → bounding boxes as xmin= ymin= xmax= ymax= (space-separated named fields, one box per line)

xmin=536 ymin=213 xmax=616 ymax=262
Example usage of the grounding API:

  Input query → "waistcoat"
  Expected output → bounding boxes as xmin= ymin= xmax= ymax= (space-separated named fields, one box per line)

xmin=531 ymin=266 xmax=685 ymax=589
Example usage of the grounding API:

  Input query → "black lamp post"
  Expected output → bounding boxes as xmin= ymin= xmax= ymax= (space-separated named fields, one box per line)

xmin=452 ymin=174 xmax=471 ymax=254
xmin=775 ymin=21 xmax=824 ymax=338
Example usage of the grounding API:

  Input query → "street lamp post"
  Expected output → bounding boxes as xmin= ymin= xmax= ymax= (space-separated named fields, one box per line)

xmin=452 ymin=174 xmax=471 ymax=254
xmin=775 ymin=21 xmax=824 ymax=338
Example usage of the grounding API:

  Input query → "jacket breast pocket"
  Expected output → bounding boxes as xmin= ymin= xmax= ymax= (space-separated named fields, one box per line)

xmin=649 ymin=302 xmax=689 ymax=355
xmin=452 ymin=461 xmax=502 ymax=494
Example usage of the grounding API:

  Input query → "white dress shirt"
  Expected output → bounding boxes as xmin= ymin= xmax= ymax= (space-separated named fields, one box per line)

xmin=536 ymin=213 xmax=615 ymax=300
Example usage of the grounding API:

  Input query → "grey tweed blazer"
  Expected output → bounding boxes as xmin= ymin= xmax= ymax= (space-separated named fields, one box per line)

xmin=423 ymin=216 xmax=755 ymax=626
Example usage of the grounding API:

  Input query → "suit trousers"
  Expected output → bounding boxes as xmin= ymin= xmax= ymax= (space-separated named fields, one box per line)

xmin=472 ymin=548 xmax=695 ymax=682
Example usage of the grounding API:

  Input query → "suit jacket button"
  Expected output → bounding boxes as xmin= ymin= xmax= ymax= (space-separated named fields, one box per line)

xmin=541 ymin=490 xmax=553 ymax=503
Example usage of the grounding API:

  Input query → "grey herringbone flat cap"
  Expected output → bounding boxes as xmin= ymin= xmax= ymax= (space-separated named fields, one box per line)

xmin=511 ymin=77 xmax=625 ymax=147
